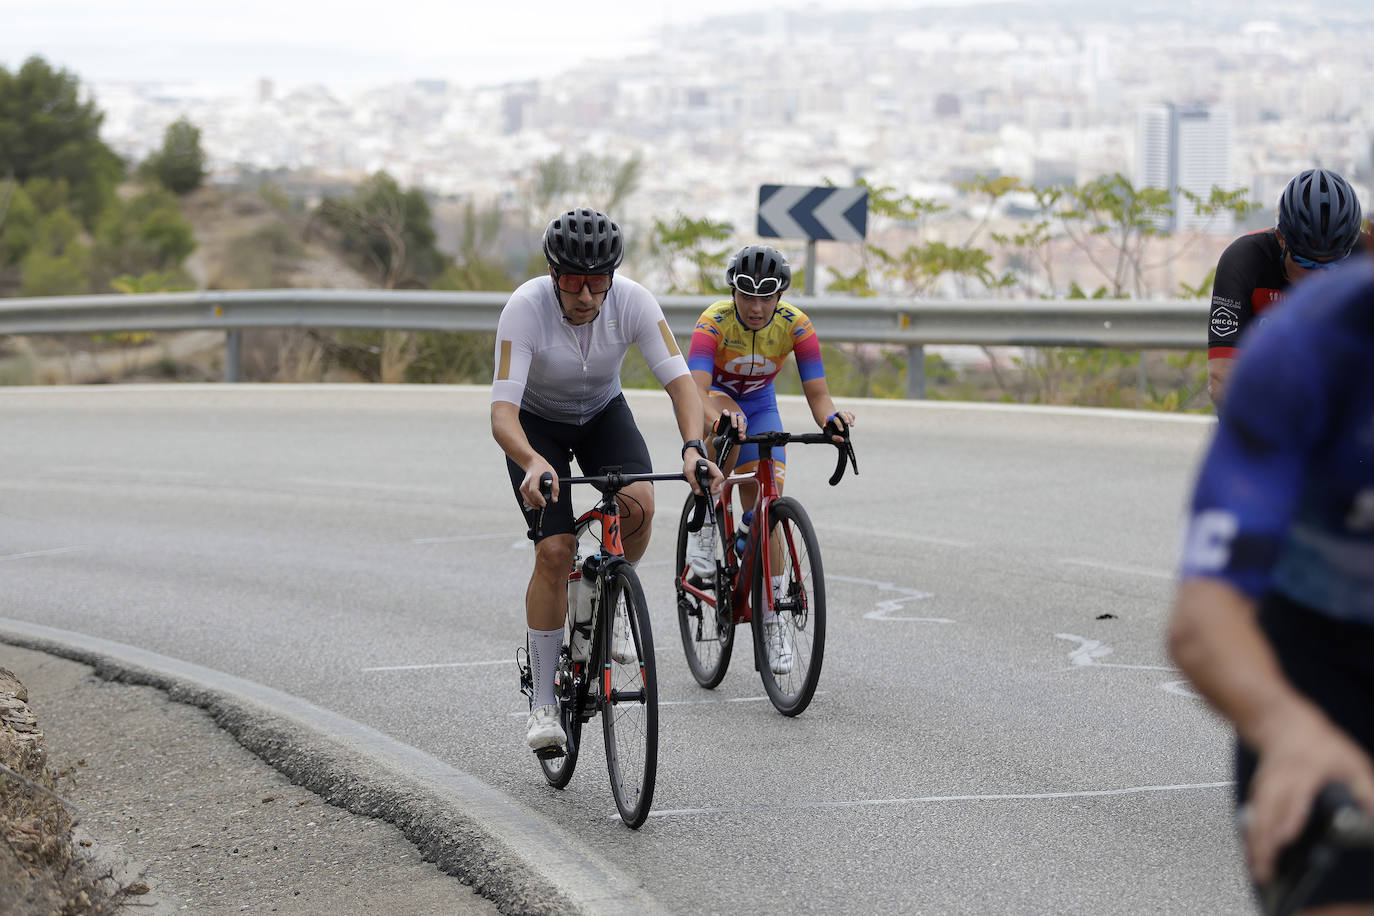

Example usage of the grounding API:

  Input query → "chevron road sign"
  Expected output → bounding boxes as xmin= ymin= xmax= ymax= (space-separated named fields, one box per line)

xmin=757 ymin=185 xmax=868 ymax=241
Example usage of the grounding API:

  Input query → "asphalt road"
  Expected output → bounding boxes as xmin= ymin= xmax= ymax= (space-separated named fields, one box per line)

xmin=0 ymin=385 xmax=1249 ymax=914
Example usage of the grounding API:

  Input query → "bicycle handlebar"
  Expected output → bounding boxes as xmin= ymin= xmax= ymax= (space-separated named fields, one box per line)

xmin=1255 ymin=783 xmax=1374 ymax=916
xmin=535 ymin=466 xmax=706 ymax=539
xmin=711 ymin=416 xmax=859 ymax=487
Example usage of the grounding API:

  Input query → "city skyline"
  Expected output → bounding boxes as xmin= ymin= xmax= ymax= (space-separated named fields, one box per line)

xmin=1 ymin=0 xmax=1024 ymax=90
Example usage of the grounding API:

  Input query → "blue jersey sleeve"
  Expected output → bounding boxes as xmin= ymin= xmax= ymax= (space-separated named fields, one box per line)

xmin=1179 ymin=304 xmax=1331 ymax=596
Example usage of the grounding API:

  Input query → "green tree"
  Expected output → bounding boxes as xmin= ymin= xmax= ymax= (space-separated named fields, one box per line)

xmin=0 ymin=57 xmax=124 ymax=227
xmin=527 ymin=153 xmax=644 ymax=224
xmin=435 ymin=200 xmax=514 ymax=291
xmin=315 ymin=172 xmax=448 ymax=288
xmin=19 ymin=207 xmax=89 ymax=296
xmin=143 ymin=117 xmax=207 ymax=194
xmin=89 ymin=188 xmax=196 ymax=290
xmin=648 ymin=213 xmax=734 ymax=294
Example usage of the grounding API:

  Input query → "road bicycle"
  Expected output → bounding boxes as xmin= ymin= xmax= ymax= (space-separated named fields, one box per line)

xmin=1253 ymin=782 xmax=1374 ymax=915
xmin=674 ymin=418 xmax=856 ymax=716
xmin=517 ymin=466 xmax=694 ymax=829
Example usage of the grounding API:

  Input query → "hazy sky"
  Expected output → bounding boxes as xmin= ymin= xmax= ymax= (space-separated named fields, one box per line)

xmin=1 ymin=0 xmax=997 ymax=90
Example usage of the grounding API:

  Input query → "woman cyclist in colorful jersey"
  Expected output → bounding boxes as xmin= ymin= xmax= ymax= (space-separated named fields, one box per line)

xmin=683 ymin=245 xmax=855 ymax=671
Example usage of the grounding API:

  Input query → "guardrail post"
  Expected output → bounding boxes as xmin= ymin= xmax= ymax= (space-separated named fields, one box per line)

xmin=906 ymin=343 xmax=925 ymax=399
xmin=224 ymin=330 xmax=241 ymax=383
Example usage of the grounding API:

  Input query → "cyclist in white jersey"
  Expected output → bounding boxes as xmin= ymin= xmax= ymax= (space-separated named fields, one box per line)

xmin=491 ymin=208 xmax=723 ymax=753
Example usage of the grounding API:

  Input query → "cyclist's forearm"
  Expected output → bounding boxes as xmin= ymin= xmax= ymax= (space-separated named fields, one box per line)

xmin=665 ymin=374 xmax=706 ymax=447
xmin=1208 ymin=358 xmax=1233 ymax=410
xmin=801 ymin=377 xmax=838 ymax=426
xmin=1168 ymin=578 xmax=1315 ymax=751
xmin=491 ymin=401 xmax=540 ymax=469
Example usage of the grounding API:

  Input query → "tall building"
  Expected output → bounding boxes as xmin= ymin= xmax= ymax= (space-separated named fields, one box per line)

xmin=1134 ymin=102 xmax=1236 ymax=233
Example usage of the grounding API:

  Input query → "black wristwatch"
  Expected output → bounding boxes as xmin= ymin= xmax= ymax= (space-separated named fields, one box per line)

xmin=681 ymin=439 xmax=706 ymax=459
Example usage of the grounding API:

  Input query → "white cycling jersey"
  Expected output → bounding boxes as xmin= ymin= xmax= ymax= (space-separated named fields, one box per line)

xmin=491 ymin=274 xmax=689 ymax=425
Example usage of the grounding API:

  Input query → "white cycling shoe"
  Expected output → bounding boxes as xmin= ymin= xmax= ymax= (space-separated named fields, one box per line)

xmin=611 ymin=612 xmax=638 ymax=665
xmin=525 ymin=704 xmax=565 ymax=751
xmin=764 ymin=620 xmax=794 ymax=675
xmin=685 ymin=523 xmax=716 ymax=583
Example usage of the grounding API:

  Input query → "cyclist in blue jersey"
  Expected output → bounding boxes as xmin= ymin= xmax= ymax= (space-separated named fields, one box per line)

xmin=1169 ymin=252 xmax=1374 ymax=910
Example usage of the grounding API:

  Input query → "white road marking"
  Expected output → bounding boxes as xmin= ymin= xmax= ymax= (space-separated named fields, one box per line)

xmin=829 ymin=575 xmax=953 ymax=623
xmin=1059 ymin=558 xmax=1173 ymax=580
xmin=410 ymin=533 xmax=525 ymax=544
xmin=1160 ymin=679 xmax=1202 ymax=699
xmin=0 ymin=546 xmax=85 ymax=562
xmin=1056 ymin=634 xmax=1178 ymax=672
xmin=819 ymin=523 xmax=973 ymax=548
xmin=644 ymin=780 xmax=1234 ymax=818
xmin=505 ymin=693 xmax=821 ymax=717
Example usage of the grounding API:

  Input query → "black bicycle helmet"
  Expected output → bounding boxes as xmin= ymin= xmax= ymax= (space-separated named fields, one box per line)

xmin=1276 ymin=169 xmax=1363 ymax=262
xmin=542 ymin=208 xmax=624 ymax=274
xmin=726 ymin=245 xmax=791 ymax=296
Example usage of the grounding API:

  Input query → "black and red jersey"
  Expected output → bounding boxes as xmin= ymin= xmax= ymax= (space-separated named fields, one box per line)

xmin=1208 ymin=228 xmax=1289 ymax=359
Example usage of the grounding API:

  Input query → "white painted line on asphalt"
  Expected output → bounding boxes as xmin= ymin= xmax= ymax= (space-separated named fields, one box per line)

xmin=1056 ymin=634 xmax=1178 ymax=672
xmin=47 ymin=466 xmax=210 ymax=479
xmin=1059 ymin=558 xmax=1173 ymax=580
xmin=1161 ymin=679 xmax=1202 ymax=699
xmin=505 ymin=693 xmax=822 ymax=717
xmin=410 ymin=533 xmax=525 ymax=544
xmin=364 ymin=659 xmax=512 ymax=672
xmin=0 ymin=546 xmax=85 ymax=562
xmin=819 ymin=523 xmax=973 ymax=548
xmin=288 ymin=477 xmax=436 ymax=495
xmin=829 ymin=574 xmax=953 ymax=623
xmin=645 ymin=780 xmax=1235 ymax=819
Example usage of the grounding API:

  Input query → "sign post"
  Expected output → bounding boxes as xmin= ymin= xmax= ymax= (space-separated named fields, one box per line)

xmin=756 ymin=184 xmax=868 ymax=297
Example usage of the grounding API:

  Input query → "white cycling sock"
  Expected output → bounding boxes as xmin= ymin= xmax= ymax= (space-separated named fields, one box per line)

xmin=527 ymin=625 xmax=563 ymax=708
xmin=763 ymin=575 xmax=786 ymax=623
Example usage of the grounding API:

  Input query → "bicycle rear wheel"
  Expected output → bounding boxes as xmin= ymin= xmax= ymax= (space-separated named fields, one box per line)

xmin=751 ymin=497 xmax=826 ymax=717
xmin=600 ymin=562 xmax=658 ymax=828
xmin=538 ymin=653 xmax=587 ymax=788
xmin=675 ymin=493 xmax=735 ymax=688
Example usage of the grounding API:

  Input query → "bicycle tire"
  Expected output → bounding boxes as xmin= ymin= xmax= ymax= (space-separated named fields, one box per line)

xmin=538 ymin=654 xmax=587 ymax=788
xmin=675 ymin=493 xmax=735 ymax=688
xmin=751 ymin=497 xmax=826 ymax=716
xmin=600 ymin=561 xmax=658 ymax=828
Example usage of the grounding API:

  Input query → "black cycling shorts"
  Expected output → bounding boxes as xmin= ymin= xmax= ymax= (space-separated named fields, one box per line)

xmin=1235 ymin=592 xmax=1374 ymax=908
xmin=505 ymin=394 xmax=653 ymax=543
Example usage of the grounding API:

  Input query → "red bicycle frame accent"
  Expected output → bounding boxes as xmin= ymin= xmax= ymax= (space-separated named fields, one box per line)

xmin=678 ymin=449 xmax=802 ymax=626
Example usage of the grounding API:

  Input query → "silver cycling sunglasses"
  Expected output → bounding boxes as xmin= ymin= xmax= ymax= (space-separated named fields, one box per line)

xmin=734 ymin=275 xmax=783 ymax=296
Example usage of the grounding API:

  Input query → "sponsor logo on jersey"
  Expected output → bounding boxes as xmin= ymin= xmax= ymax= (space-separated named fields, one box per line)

xmin=1210 ymin=306 xmax=1240 ymax=338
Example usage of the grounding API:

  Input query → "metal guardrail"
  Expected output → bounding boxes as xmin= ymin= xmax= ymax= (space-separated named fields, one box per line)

xmin=0 ymin=289 xmax=1209 ymax=395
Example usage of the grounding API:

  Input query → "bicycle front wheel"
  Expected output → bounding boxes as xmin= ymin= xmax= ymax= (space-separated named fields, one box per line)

xmin=675 ymin=493 xmax=734 ymax=688
xmin=600 ymin=562 xmax=659 ymax=828
xmin=751 ymin=497 xmax=826 ymax=717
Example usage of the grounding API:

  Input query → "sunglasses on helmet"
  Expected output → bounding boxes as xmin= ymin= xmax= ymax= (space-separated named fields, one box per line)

xmin=733 ymin=275 xmax=783 ymax=296
xmin=556 ymin=273 xmax=613 ymax=294
xmin=1288 ymin=249 xmax=1349 ymax=271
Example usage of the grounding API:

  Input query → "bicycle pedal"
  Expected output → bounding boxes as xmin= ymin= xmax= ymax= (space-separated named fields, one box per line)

xmin=533 ymin=744 xmax=566 ymax=760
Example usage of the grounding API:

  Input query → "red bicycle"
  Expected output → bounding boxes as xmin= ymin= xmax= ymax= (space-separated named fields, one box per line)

xmin=674 ymin=419 xmax=856 ymax=716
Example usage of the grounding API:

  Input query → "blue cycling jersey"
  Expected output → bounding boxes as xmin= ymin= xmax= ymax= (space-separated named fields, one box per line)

xmin=1180 ymin=257 xmax=1374 ymax=624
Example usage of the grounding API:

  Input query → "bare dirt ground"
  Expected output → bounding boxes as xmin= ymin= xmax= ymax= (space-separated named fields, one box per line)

xmin=0 ymin=645 xmax=498 ymax=915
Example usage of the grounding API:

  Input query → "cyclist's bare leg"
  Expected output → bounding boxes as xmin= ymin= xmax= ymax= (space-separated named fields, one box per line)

xmin=527 ymin=534 xmax=576 ymax=630
xmin=618 ymin=480 xmax=655 ymax=563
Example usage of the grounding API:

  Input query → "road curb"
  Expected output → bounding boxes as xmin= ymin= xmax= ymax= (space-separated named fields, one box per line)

xmin=0 ymin=618 xmax=662 ymax=916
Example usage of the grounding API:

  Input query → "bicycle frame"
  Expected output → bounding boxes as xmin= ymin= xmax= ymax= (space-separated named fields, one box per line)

xmin=679 ymin=430 xmax=843 ymax=626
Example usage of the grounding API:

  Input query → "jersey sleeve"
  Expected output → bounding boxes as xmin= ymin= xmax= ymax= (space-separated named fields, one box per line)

xmin=491 ymin=300 xmax=534 ymax=407
xmin=687 ymin=308 xmax=723 ymax=376
xmin=624 ymin=284 xmax=690 ymax=386
xmin=785 ymin=307 xmax=826 ymax=383
xmin=1208 ymin=238 xmax=1256 ymax=358
xmin=1180 ymin=318 xmax=1329 ymax=597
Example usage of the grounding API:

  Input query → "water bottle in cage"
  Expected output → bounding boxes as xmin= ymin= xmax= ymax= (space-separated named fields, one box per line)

xmin=734 ymin=509 xmax=754 ymax=557
xmin=568 ymin=554 xmax=599 ymax=662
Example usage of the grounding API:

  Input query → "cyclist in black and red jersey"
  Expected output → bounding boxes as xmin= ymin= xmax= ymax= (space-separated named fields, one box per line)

xmin=1207 ymin=168 xmax=1363 ymax=409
